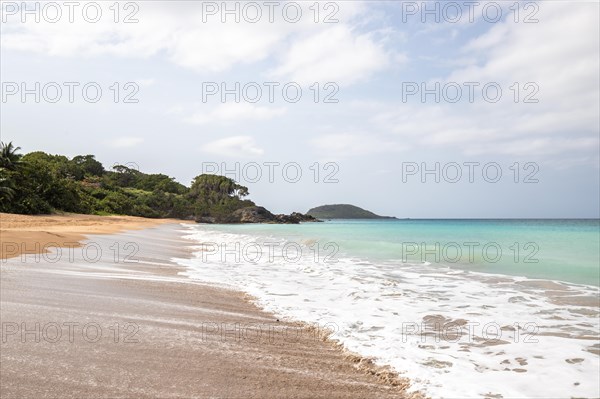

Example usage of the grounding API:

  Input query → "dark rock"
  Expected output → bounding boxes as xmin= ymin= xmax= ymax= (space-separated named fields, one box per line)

xmin=195 ymin=216 xmax=217 ymax=224
xmin=195 ymin=206 xmax=321 ymax=224
xmin=231 ymin=206 xmax=275 ymax=223
xmin=273 ymin=212 xmax=321 ymax=224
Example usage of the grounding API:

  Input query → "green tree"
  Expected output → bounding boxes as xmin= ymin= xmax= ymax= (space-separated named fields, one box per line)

xmin=0 ymin=143 xmax=256 ymax=220
xmin=189 ymin=174 xmax=249 ymax=199
xmin=71 ymin=155 xmax=105 ymax=178
xmin=189 ymin=174 xmax=253 ymax=218
xmin=135 ymin=173 xmax=187 ymax=194
xmin=0 ymin=168 xmax=15 ymax=203
xmin=0 ymin=142 xmax=23 ymax=171
xmin=0 ymin=143 xmax=24 ymax=211
xmin=107 ymin=164 xmax=141 ymax=187
xmin=99 ymin=191 xmax=134 ymax=214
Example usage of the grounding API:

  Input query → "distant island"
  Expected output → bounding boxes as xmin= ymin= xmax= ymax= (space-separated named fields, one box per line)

xmin=307 ymin=204 xmax=397 ymax=219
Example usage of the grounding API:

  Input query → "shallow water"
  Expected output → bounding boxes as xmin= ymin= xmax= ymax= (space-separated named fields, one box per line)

xmin=174 ymin=219 xmax=600 ymax=398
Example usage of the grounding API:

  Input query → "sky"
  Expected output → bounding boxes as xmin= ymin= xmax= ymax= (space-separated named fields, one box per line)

xmin=1 ymin=0 xmax=599 ymax=218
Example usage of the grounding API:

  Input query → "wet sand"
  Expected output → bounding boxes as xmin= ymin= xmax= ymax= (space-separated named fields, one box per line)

xmin=0 ymin=217 xmax=415 ymax=398
xmin=0 ymin=212 xmax=186 ymax=259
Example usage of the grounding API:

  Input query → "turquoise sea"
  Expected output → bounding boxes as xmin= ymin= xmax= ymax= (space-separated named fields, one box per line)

xmin=189 ymin=219 xmax=600 ymax=286
xmin=176 ymin=218 xmax=600 ymax=397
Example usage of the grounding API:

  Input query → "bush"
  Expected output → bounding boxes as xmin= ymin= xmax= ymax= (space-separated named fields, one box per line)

xmin=1 ymin=142 xmax=258 ymax=221
xmin=99 ymin=191 xmax=134 ymax=215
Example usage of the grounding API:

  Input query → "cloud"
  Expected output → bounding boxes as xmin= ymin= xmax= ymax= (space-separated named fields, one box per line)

xmin=201 ymin=135 xmax=264 ymax=158
xmin=110 ymin=137 xmax=144 ymax=148
xmin=368 ymin=1 xmax=599 ymax=163
xmin=310 ymin=133 xmax=408 ymax=158
xmin=1 ymin=1 xmax=385 ymax=83
xmin=270 ymin=25 xmax=392 ymax=86
xmin=137 ymin=78 xmax=155 ymax=87
xmin=184 ymin=103 xmax=286 ymax=125
xmin=466 ymin=137 xmax=600 ymax=157
xmin=1 ymin=3 xmax=283 ymax=68
xmin=0 ymin=3 xmax=168 ymax=57
xmin=168 ymin=24 xmax=283 ymax=73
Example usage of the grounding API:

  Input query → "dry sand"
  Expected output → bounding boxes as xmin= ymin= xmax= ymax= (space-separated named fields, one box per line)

xmin=0 ymin=213 xmax=415 ymax=398
xmin=0 ymin=212 xmax=186 ymax=259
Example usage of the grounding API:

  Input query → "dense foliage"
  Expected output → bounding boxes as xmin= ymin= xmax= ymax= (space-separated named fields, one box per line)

xmin=0 ymin=142 xmax=254 ymax=219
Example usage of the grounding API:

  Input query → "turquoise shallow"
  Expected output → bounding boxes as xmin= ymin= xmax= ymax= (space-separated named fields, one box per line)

xmin=178 ymin=218 xmax=600 ymax=397
xmin=196 ymin=219 xmax=600 ymax=286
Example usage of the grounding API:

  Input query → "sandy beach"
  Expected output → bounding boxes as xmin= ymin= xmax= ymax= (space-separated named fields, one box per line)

xmin=0 ymin=213 xmax=186 ymax=259
xmin=0 ymin=213 xmax=414 ymax=398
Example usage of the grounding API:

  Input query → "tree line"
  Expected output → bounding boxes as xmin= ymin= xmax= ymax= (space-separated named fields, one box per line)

xmin=0 ymin=142 xmax=254 ymax=219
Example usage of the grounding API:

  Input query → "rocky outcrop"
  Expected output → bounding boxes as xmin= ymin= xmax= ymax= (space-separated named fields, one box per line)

xmin=195 ymin=216 xmax=218 ymax=224
xmin=195 ymin=206 xmax=320 ymax=224
xmin=232 ymin=206 xmax=275 ymax=223
xmin=273 ymin=212 xmax=320 ymax=224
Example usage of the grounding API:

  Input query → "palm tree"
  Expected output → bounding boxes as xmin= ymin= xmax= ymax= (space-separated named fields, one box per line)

xmin=0 ymin=141 xmax=23 ymax=171
xmin=0 ymin=168 xmax=14 ymax=203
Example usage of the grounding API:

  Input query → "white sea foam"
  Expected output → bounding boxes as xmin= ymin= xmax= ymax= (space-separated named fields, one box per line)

xmin=174 ymin=225 xmax=600 ymax=398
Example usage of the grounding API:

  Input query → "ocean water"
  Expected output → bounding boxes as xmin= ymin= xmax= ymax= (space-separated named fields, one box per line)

xmin=174 ymin=219 xmax=600 ymax=398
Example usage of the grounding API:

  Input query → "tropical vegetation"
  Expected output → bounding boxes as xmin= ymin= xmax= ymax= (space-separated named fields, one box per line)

xmin=0 ymin=142 xmax=254 ymax=219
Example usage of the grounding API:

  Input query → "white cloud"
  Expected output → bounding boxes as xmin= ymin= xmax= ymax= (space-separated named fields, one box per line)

xmin=110 ymin=137 xmax=144 ymax=148
xmin=184 ymin=103 xmax=286 ymax=125
xmin=369 ymin=1 xmax=599 ymax=163
xmin=168 ymin=24 xmax=282 ymax=73
xmin=310 ymin=133 xmax=408 ymax=158
xmin=0 ymin=4 xmax=168 ymax=57
xmin=137 ymin=78 xmax=155 ymax=87
xmin=465 ymin=137 xmax=600 ymax=157
xmin=1 ymin=3 xmax=284 ymax=69
xmin=201 ymin=135 xmax=264 ymax=158
xmin=270 ymin=25 xmax=392 ymax=86
xmin=1 ymin=1 xmax=385 ymax=83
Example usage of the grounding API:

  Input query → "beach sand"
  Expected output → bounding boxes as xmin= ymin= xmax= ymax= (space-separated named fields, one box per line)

xmin=0 ymin=212 xmax=186 ymax=259
xmin=0 ymin=213 xmax=414 ymax=398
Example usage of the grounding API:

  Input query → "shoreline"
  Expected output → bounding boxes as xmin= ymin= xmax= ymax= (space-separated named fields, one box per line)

xmin=178 ymin=221 xmax=600 ymax=398
xmin=0 ymin=212 xmax=190 ymax=259
xmin=0 ymin=214 xmax=417 ymax=398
